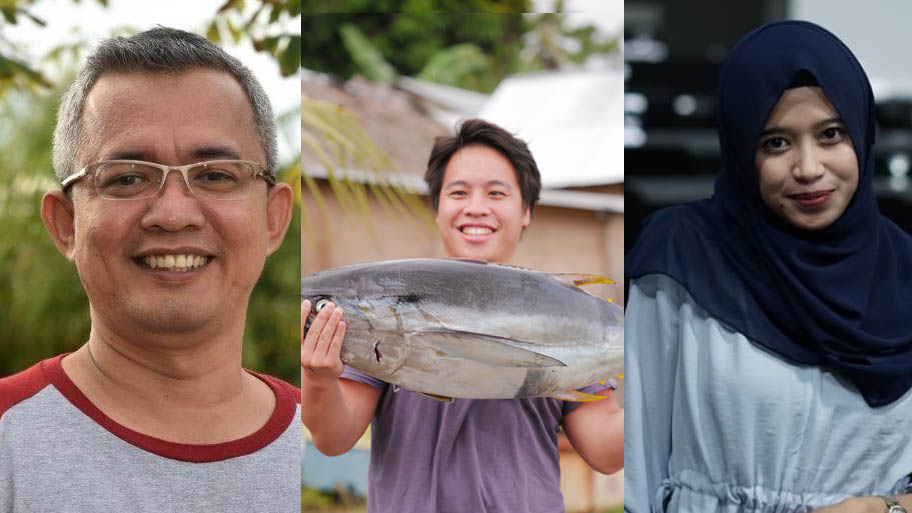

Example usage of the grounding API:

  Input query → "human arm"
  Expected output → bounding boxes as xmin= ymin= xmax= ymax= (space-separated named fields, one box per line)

xmin=812 ymin=494 xmax=912 ymax=512
xmin=563 ymin=386 xmax=623 ymax=474
xmin=301 ymin=300 xmax=382 ymax=456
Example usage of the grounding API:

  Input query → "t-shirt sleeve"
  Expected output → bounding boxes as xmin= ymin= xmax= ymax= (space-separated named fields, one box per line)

xmin=560 ymin=381 xmax=614 ymax=417
xmin=340 ymin=365 xmax=388 ymax=390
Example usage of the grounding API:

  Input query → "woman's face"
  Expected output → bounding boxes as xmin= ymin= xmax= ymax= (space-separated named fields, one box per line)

xmin=754 ymin=86 xmax=859 ymax=231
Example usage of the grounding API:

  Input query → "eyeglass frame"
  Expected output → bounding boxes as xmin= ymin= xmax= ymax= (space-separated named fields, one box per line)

xmin=60 ymin=159 xmax=276 ymax=200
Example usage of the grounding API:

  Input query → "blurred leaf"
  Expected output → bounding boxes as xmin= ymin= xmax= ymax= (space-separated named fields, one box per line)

xmin=254 ymin=34 xmax=280 ymax=53
xmin=206 ymin=19 xmax=222 ymax=43
xmin=278 ymin=35 xmax=300 ymax=76
xmin=1 ymin=7 xmax=16 ymax=23
xmin=0 ymin=54 xmax=51 ymax=87
xmin=226 ymin=17 xmax=243 ymax=43
xmin=417 ymin=43 xmax=488 ymax=88
xmin=339 ymin=23 xmax=396 ymax=84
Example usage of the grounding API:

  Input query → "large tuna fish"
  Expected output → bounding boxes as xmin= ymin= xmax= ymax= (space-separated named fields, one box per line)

xmin=302 ymin=258 xmax=623 ymax=402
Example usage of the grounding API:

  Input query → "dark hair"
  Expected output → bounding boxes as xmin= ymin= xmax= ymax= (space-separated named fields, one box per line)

xmin=53 ymin=26 xmax=277 ymax=182
xmin=789 ymin=69 xmax=820 ymax=88
xmin=424 ymin=118 xmax=542 ymax=212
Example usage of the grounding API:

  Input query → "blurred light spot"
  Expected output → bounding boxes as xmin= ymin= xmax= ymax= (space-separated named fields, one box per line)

xmin=625 ymin=37 xmax=668 ymax=62
xmin=889 ymin=175 xmax=909 ymax=192
xmin=625 ymin=126 xmax=646 ymax=147
xmin=888 ymin=153 xmax=910 ymax=177
xmin=625 ymin=92 xmax=648 ymax=114
xmin=673 ymin=94 xmax=697 ymax=116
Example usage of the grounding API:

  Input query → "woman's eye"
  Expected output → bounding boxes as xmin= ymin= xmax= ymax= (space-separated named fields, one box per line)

xmin=449 ymin=190 xmax=467 ymax=197
xmin=489 ymin=190 xmax=506 ymax=197
xmin=761 ymin=136 xmax=789 ymax=151
xmin=821 ymin=126 xmax=844 ymax=142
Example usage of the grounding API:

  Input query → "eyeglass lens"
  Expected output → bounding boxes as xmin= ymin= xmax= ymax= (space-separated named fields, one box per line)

xmin=94 ymin=162 xmax=256 ymax=199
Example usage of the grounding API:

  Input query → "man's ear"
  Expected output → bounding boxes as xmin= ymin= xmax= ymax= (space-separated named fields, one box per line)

xmin=41 ymin=191 xmax=77 ymax=262
xmin=264 ymin=182 xmax=293 ymax=255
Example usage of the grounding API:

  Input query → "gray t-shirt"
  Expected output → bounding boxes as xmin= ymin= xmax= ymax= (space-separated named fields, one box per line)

xmin=339 ymin=366 xmax=608 ymax=513
xmin=0 ymin=355 xmax=301 ymax=513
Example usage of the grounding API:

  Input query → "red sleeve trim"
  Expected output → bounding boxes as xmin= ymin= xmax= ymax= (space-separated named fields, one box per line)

xmin=0 ymin=357 xmax=55 ymax=418
xmin=42 ymin=355 xmax=299 ymax=463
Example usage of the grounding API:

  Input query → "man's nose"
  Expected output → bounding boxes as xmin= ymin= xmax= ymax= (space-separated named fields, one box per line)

xmin=140 ymin=170 xmax=205 ymax=231
xmin=463 ymin=192 xmax=490 ymax=215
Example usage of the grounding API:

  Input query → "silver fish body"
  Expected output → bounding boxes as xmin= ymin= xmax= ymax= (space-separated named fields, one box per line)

xmin=302 ymin=258 xmax=623 ymax=401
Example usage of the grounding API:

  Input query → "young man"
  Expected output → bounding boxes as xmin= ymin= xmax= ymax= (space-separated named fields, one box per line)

xmin=0 ymin=28 xmax=297 ymax=512
xmin=302 ymin=119 xmax=623 ymax=513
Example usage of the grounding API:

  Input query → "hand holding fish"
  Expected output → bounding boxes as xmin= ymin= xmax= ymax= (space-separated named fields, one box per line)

xmin=301 ymin=299 xmax=346 ymax=384
xmin=301 ymin=299 xmax=383 ymax=456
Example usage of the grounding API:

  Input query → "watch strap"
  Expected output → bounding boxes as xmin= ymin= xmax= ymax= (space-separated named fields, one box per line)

xmin=880 ymin=496 xmax=907 ymax=513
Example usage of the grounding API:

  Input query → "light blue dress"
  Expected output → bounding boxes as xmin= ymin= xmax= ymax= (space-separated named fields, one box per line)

xmin=625 ymin=274 xmax=912 ymax=513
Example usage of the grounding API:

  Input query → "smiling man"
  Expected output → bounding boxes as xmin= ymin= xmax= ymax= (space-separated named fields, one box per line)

xmin=0 ymin=28 xmax=296 ymax=513
xmin=302 ymin=119 xmax=624 ymax=513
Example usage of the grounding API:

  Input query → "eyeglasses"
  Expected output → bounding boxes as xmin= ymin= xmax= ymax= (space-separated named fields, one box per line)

xmin=61 ymin=160 xmax=275 ymax=200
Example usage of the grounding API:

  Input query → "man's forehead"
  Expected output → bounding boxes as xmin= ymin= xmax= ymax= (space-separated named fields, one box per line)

xmin=78 ymin=69 xmax=261 ymax=166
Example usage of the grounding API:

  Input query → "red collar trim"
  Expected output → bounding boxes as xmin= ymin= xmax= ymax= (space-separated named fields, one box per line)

xmin=42 ymin=354 xmax=299 ymax=463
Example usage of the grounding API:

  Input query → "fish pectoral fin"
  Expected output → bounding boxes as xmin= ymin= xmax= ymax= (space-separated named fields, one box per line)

xmin=416 ymin=392 xmax=454 ymax=403
xmin=548 ymin=390 xmax=607 ymax=402
xmin=552 ymin=273 xmax=616 ymax=287
xmin=407 ymin=328 xmax=566 ymax=368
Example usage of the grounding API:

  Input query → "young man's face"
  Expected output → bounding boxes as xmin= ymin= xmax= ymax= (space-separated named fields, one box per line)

xmin=434 ymin=145 xmax=530 ymax=264
xmin=51 ymin=69 xmax=289 ymax=336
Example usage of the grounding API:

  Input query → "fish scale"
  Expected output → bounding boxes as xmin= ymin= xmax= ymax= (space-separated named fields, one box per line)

xmin=303 ymin=258 xmax=624 ymax=402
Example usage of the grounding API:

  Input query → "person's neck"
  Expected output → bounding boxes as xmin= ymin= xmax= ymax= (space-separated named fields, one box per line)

xmin=61 ymin=316 xmax=274 ymax=444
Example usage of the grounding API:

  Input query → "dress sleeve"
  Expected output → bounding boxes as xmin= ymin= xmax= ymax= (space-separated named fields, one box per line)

xmin=624 ymin=275 xmax=683 ymax=513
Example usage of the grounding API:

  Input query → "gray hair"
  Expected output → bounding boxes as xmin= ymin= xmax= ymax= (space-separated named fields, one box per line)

xmin=52 ymin=26 xmax=278 ymax=182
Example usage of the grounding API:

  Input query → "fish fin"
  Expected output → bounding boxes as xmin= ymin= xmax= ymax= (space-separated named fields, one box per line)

xmin=552 ymin=273 xmax=616 ymax=287
xmin=416 ymin=392 xmax=454 ymax=403
xmin=407 ymin=328 xmax=566 ymax=368
xmin=548 ymin=390 xmax=607 ymax=402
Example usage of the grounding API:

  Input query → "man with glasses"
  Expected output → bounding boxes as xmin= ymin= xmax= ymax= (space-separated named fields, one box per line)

xmin=0 ymin=28 xmax=296 ymax=512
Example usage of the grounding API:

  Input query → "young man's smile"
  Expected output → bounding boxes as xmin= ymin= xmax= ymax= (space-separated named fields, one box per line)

xmin=435 ymin=145 xmax=530 ymax=264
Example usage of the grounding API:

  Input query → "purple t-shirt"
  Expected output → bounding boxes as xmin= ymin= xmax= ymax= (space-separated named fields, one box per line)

xmin=341 ymin=366 xmax=609 ymax=513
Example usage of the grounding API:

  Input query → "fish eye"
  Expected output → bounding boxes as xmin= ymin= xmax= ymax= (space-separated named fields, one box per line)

xmin=315 ymin=299 xmax=330 ymax=312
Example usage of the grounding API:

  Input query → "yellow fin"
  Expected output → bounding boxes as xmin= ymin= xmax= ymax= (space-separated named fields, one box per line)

xmin=417 ymin=392 xmax=454 ymax=403
xmin=552 ymin=273 xmax=616 ymax=287
xmin=548 ymin=390 xmax=606 ymax=402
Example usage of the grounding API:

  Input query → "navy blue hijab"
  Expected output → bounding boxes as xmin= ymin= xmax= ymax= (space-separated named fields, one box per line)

xmin=626 ymin=21 xmax=912 ymax=407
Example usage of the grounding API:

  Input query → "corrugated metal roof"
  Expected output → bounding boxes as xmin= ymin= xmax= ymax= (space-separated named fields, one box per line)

xmin=303 ymin=164 xmax=623 ymax=213
xmin=478 ymin=69 xmax=624 ymax=187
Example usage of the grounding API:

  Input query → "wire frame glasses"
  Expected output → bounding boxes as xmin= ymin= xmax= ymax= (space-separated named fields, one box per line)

xmin=61 ymin=160 xmax=275 ymax=200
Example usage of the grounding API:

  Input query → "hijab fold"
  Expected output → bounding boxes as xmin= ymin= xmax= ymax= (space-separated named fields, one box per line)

xmin=626 ymin=20 xmax=912 ymax=407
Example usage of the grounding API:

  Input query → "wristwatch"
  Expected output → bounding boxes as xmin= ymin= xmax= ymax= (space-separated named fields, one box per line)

xmin=880 ymin=496 xmax=907 ymax=513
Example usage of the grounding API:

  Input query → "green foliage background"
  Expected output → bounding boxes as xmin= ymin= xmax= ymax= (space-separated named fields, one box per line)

xmin=0 ymin=0 xmax=302 ymax=385
xmin=302 ymin=1 xmax=620 ymax=94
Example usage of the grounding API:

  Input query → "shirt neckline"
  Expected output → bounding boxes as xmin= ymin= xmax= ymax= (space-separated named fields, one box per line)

xmin=42 ymin=353 xmax=298 ymax=463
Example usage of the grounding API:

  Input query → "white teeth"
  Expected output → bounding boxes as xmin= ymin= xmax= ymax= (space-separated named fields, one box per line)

xmin=462 ymin=226 xmax=493 ymax=236
xmin=142 ymin=254 xmax=209 ymax=272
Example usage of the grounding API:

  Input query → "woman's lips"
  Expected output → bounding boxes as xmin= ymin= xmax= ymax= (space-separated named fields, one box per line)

xmin=790 ymin=190 xmax=832 ymax=207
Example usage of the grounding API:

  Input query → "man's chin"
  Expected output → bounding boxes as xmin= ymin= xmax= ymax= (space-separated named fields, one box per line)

xmin=112 ymin=304 xmax=222 ymax=337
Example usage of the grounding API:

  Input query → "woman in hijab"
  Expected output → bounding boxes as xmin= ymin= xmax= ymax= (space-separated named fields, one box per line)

xmin=625 ymin=20 xmax=912 ymax=513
